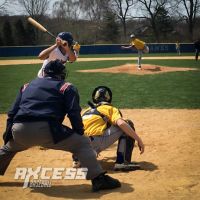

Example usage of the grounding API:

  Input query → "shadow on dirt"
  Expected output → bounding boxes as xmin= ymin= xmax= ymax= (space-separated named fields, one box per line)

xmin=100 ymin=156 xmax=158 ymax=173
xmin=0 ymin=181 xmax=134 ymax=199
xmin=145 ymin=66 xmax=161 ymax=72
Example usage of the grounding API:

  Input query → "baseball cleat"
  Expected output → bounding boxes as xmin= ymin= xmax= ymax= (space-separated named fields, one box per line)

xmin=92 ymin=173 xmax=121 ymax=192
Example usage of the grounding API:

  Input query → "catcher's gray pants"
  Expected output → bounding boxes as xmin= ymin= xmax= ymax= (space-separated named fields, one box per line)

xmin=0 ymin=122 xmax=104 ymax=179
xmin=91 ymin=125 xmax=125 ymax=154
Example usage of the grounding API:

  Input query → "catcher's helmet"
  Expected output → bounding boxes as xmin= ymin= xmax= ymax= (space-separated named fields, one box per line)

xmin=57 ymin=32 xmax=75 ymax=46
xmin=44 ymin=59 xmax=66 ymax=80
xmin=92 ymin=86 xmax=112 ymax=104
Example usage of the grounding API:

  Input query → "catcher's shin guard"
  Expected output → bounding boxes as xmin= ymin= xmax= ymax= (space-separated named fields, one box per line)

xmin=116 ymin=119 xmax=135 ymax=163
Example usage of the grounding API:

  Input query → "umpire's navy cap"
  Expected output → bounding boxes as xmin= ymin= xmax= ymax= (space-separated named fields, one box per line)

xmin=44 ymin=59 xmax=66 ymax=76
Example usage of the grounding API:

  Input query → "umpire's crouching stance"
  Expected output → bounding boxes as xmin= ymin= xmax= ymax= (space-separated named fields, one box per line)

xmin=0 ymin=60 xmax=120 ymax=192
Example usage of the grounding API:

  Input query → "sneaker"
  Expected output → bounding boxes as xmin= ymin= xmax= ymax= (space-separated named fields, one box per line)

xmin=92 ymin=173 xmax=121 ymax=192
xmin=114 ymin=162 xmax=140 ymax=171
xmin=138 ymin=66 xmax=142 ymax=70
xmin=72 ymin=161 xmax=81 ymax=168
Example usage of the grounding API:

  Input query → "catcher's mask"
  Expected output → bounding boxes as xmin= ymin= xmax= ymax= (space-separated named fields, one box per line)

xmin=57 ymin=32 xmax=75 ymax=47
xmin=92 ymin=86 xmax=112 ymax=104
xmin=44 ymin=59 xmax=67 ymax=80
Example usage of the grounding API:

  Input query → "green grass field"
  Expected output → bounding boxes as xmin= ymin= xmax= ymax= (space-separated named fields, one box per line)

xmin=0 ymin=55 xmax=200 ymax=113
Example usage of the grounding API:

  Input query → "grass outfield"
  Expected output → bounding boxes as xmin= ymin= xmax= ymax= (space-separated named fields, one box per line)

xmin=0 ymin=58 xmax=200 ymax=113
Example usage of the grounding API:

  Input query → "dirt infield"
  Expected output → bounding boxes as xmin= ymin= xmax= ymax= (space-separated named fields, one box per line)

xmin=78 ymin=63 xmax=197 ymax=75
xmin=0 ymin=56 xmax=194 ymax=66
xmin=0 ymin=109 xmax=200 ymax=200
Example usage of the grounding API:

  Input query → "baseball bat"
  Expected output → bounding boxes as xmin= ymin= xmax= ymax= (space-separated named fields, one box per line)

xmin=27 ymin=17 xmax=56 ymax=39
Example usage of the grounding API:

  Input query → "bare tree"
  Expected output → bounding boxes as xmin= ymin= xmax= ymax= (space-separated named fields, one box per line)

xmin=136 ymin=0 xmax=170 ymax=42
xmin=171 ymin=0 xmax=200 ymax=41
xmin=78 ymin=0 xmax=108 ymax=43
xmin=109 ymin=0 xmax=135 ymax=38
xmin=52 ymin=0 xmax=81 ymax=20
xmin=79 ymin=0 xmax=108 ymax=21
xmin=18 ymin=0 xmax=50 ymax=19
xmin=0 ymin=0 xmax=10 ymax=15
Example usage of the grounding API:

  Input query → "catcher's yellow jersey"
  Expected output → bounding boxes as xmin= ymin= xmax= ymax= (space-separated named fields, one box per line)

xmin=131 ymin=38 xmax=145 ymax=50
xmin=82 ymin=104 xmax=122 ymax=136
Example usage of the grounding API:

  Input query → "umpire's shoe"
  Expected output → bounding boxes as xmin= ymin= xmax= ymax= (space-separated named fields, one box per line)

xmin=92 ymin=173 xmax=121 ymax=192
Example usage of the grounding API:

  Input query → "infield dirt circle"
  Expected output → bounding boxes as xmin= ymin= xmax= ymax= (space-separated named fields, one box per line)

xmin=0 ymin=57 xmax=200 ymax=200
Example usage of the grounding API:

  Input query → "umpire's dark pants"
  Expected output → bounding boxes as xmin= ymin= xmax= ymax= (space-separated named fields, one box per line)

xmin=0 ymin=122 xmax=104 ymax=179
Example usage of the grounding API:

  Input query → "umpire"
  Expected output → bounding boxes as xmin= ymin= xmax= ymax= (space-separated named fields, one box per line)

xmin=194 ymin=38 xmax=200 ymax=61
xmin=0 ymin=60 xmax=120 ymax=192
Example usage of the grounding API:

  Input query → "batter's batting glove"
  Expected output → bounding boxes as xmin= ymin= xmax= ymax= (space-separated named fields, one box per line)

xmin=73 ymin=42 xmax=81 ymax=52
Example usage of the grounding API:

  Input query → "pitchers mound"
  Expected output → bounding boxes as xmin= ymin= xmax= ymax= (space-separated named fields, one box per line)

xmin=77 ymin=63 xmax=197 ymax=75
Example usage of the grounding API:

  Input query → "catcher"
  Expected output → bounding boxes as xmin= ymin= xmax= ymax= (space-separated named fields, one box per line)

xmin=37 ymin=32 xmax=80 ymax=78
xmin=121 ymin=34 xmax=149 ymax=70
xmin=72 ymin=86 xmax=145 ymax=171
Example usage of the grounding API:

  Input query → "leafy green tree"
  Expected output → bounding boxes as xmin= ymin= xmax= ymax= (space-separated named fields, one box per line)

xmin=155 ymin=6 xmax=173 ymax=40
xmin=170 ymin=0 xmax=200 ymax=41
xmin=101 ymin=11 xmax=120 ymax=43
xmin=109 ymin=0 xmax=135 ymax=39
xmin=14 ymin=19 xmax=27 ymax=45
xmin=0 ymin=33 xmax=4 ymax=46
xmin=137 ymin=0 xmax=170 ymax=42
xmin=25 ymin=22 xmax=36 ymax=45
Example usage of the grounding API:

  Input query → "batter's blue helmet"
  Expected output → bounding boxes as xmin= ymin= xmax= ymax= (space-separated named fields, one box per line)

xmin=57 ymin=32 xmax=75 ymax=46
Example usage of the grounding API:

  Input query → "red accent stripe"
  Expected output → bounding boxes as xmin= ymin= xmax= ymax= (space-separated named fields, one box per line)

xmin=60 ymin=82 xmax=70 ymax=94
xmin=21 ymin=83 xmax=29 ymax=92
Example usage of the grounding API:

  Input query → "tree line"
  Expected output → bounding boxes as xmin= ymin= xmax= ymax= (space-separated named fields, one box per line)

xmin=0 ymin=0 xmax=200 ymax=46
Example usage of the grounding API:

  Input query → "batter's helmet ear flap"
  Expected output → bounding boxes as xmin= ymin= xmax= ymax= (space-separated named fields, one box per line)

xmin=92 ymin=86 xmax=112 ymax=104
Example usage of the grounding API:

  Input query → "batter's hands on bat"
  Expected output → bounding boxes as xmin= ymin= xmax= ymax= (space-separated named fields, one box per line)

xmin=56 ymin=38 xmax=69 ymax=47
